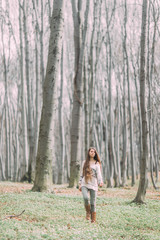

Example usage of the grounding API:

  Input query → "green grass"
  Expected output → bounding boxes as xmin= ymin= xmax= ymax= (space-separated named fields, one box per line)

xmin=0 ymin=190 xmax=160 ymax=240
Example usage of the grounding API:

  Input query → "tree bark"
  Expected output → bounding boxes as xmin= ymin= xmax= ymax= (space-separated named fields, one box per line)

xmin=121 ymin=50 xmax=128 ymax=187
xmin=108 ymin=33 xmax=118 ymax=187
xmin=83 ymin=58 xmax=89 ymax=155
xmin=14 ymin=87 xmax=21 ymax=181
xmin=40 ymin=0 xmax=45 ymax=86
xmin=147 ymin=2 xmax=158 ymax=189
xmin=115 ymin=84 xmax=122 ymax=186
xmin=19 ymin=0 xmax=28 ymax=180
xmin=123 ymin=0 xmax=135 ymax=186
xmin=32 ymin=19 xmax=39 ymax=182
xmin=0 ymin=108 xmax=5 ymax=180
xmin=133 ymin=0 xmax=148 ymax=203
xmin=57 ymin=46 xmax=65 ymax=184
xmin=131 ymin=52 xmax=142 ymax=177
xmin=22 ymin=0 xmax=35 ymax=182
xmin=69 ymin=0 xmax=90 ymax=187
xmin=32 ymin=0 xmax=64 ymax=192
xmin=1 ymin=20 xmax=9 ymax=180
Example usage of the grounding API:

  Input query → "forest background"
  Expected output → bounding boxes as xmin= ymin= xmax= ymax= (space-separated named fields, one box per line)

xmin=0 ymin=0 xmax=160 ymax=196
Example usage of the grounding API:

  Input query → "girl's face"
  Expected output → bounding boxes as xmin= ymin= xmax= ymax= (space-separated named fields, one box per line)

xmin=89 ymin=148 xmax=96 ymax=158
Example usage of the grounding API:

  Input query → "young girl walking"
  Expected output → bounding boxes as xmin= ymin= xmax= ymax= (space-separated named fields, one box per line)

xmin=79 ymin=147 xmax=103 ymax=223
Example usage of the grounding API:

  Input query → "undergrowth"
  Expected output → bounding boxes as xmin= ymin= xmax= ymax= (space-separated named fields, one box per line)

xmin=0 ymin=187 xmax=159 ymax=240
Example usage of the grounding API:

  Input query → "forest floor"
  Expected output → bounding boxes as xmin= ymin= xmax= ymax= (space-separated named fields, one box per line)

xmin=0 ymin=179 xmax=160 ymax=240
xmin=0 ymin=178 xmax=159 ymax=200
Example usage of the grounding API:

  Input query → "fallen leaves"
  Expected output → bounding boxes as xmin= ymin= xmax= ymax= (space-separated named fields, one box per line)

xmin=67 ymin=223 xmax=71 ymax=229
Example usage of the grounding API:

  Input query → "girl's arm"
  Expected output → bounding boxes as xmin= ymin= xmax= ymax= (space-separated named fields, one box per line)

xmin=96 ymin=164 xmax=103 ymax=186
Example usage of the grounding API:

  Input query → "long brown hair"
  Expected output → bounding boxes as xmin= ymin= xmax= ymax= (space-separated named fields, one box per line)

xmin=83 ymin=147 xmax=101 ymax=183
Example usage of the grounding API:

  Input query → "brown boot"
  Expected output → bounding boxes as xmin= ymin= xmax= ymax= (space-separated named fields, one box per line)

xmin=85 ymin=205 xmax=90 ymax=220
xmin=91 ymin=212 xmax=96 ymax=223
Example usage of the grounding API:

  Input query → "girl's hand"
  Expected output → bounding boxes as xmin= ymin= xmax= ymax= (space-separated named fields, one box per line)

xmin=99 ymin=182 xmax=103 ymax=187
xmin=79 ymin=185 xmax=82 ymax=191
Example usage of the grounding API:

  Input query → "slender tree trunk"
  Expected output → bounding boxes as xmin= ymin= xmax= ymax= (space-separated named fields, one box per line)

xmin=105 ymin=45 xmax=113 ymax=188
xmin=19 ymin=0 xmax=28 ymax=179
xmin=22 ymin=0 xmax=34 ymax=182
xmin=108 ymin=33 xmax=118 ymax=187
xmin=57 ymin=46 xmax=65 ymax=184
xmin=4 ymin=105 xmax=9 ymax=180
xmin=88 ymin=0 xmax=97 ymax=147
xmin=133 ymin=0 xmax=148 ymax=203
xmin=8 ymin=108 xmax=12 ymax=180
xmin=83 ymin=58 xmax=89 ymax=155
xmin=115 ymin=85 xmax=122 ymax=185
xmin=155 ymin=121 xmax=159 ymax=182
xmin=147 ymin=3 xmax=158 ymax=189
xmin=31 ymin=0 xmax=44 ymax=181
xmin=69 ymin=0 xmax=90 ymax=187
xmin=14 ymin=87 xmax=21 ymax=181
xmin=104 ymin=0 xmax=117 ymax=188
xmin=105 ymin=117 xmax=112 ymax=186
xmin=1 ymin=21 xmax=9 ymax=180
xmin=131 ymin=54 xmax=142 ymax=175
xmin=121 ymin=57 xmax=128 ymax=187
xmin=0 ymin=108 xmax=5 ymax=180
xmin=32 ymin=21 xmax=39 ymax=181
xmin=124 ymin=0 xmax=135 ymax=186
xmin=47 ymin=0 xmax=52 ymax=25
xmin=40 ymin=0 xmax=45 ymax=85
xmin=32 ymin=0 xmax=65 ymax=192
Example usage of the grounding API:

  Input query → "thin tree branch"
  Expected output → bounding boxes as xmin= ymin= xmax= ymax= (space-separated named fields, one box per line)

xmin=1 ymin=210 xmax=25 ymax=220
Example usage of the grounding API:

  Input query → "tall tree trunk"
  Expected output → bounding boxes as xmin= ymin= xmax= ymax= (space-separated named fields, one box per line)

xmin=19 ymin=0 xmax=28 ymax=179
xmin=104 ymin=0 xmax=117 ymax=188
xmin=83 ymin=58 xmax=89 ymax=155
xmin=124 ymin=0 xmax=135 ymax=186
xmin=40 ymin=0 xmax=45 ymax=85
xmin=133 ymin=0 xmax=148 ymax=203
xmin=121 ymin=55 xmax=128 ymax=187
xmin=155 ymin=120 xmax=159 ymax=182
xmin=147 ymin=2 xmax=158 ymax=189
xmin=8 ymin=107 xmax=12 ymax=180
xmin=131 ymin=54 xmax=142 ymax=176
xmin=14 ymin=88 xmax=21 ymax=181
xmin=69 ymin=0 xmax=90 ymax=187
xmin=32 ymin=0 xmax=65 ymax=192
xmin=32 ymin=20 xmax=39 ymax=181
xmin=22 ymin=0 xmax=34 ymax=182
xmin=115 ymin=84 xmax=122 ymax=185
xmin=31 ymin=0 xmax=44 ymax=181
xmin=1 ymin=21 xmax=9 ymax=180
xmin=104 ymin=117 xmax=112 ymax=186
xmin=0 ymin=108 xmax=5 ymax=180
xmin=88 ymin=0 xmax=98 ymax=147
xmin=108 ymin=33 xmax=118 ymax=187
xmin=57 ymin=46 xmax=65 ymax=184
xmin=105 ymin=44 xmax=113 ymax=188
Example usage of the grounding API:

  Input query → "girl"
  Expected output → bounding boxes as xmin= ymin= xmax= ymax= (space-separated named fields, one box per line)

xmin=79 ymin=147 xmax=103 ymax=223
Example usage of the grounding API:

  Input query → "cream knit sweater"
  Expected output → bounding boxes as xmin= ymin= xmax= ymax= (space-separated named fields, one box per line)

xmin=79 ymin=161 xmax=103 ymax=191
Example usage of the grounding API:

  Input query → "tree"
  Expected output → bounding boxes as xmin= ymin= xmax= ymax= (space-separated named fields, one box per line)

xmin=123 ymin=0 xmax=135 ymax=186
xmin=32 ymin=0 xmax=65 ymax=192
xmin=69 ymin=0 xmax=90 ymax=188
xmin=133 ymin=0 xmax=148 ymax=203
xmin=18 ymin=0 xmax=28 ymax=180
xmin=147 ymin=1 xmax=159 ymax=189
xmin=57 ymin=46 xmax=65 ymax=184
xmin=21 ymin=0 xmax=35 ymax=182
